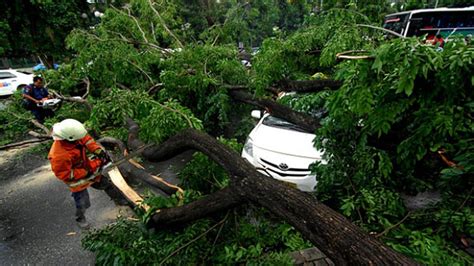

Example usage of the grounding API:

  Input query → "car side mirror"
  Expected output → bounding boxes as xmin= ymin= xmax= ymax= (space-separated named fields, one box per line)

xmin=251 ymin=110 xmax=262 ymax=119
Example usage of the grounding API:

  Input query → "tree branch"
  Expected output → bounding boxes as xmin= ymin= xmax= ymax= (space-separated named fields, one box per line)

xmin=229 ymin=90 xmax=321 ymax=133
xmin=149 ymin=187 xmax=241 ymax=227
xmin=113 ymin=5 xmax=149 ymax=43
xmin=147 ymin=83 xmax=164 ymax=95
xmin=336 ymin=50 xmax=375 ymax=60
xmin=5 ymin=110 xmax=50 ymax=135
xmin=275 ymin=79 xmax=343 ymax=92
xmin=147 ymin=0 xmax=184 ymax=49
xmin=77 ymin=29 xmax=170 ymax=54
xmin=28 ymin=131 xmax=51 ymax=139
xmin=159 ymin=212 xmax=230 ymax=265
xmin=356 ymin=24 xmax=405 ymax=38
xmin=376 ymin=211 xmax=412 ymax=238
xmin=56 ymin=94 xmax=92 ymax=112
xmin=0 ymin=138 xmax=51 ymax=150
xmin=127 ymin=60 xmax=154 ymax=83
xmin=82 ymin=77 xmax=90 ymax=98
xmin=30 ymin=119 xmax=51 ymax=135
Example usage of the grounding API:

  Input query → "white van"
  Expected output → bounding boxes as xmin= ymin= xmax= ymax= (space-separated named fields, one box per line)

xmin=241 ymin=111 xmax=325 ymax=192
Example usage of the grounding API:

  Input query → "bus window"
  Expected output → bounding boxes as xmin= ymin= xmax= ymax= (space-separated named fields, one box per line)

xmin=407 ymin=11 xmax=474 ymax=37
xmin=383 ymin=14 xmax=410 ymax=35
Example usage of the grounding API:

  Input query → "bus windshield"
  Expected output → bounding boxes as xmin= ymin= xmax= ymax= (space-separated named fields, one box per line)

xmin=383 ymin=14 xmax=410 ymax=35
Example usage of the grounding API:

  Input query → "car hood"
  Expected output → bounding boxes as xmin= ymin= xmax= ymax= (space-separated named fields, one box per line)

xmin=251 ymin=124 xmax=323 ymax=159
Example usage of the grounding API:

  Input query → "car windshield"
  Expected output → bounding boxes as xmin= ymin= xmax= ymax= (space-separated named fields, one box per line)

xmin=0 ymin=72 xmax=16 ymax=79
xmin=262 ymin=115 xmax=309 ymax=133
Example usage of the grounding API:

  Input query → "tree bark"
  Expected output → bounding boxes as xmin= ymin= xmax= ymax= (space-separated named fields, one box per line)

xmin=121 ymin=120 xmax=416 ymax=265
xmin=59 ymin=96 xmax=92 ymax=112
xmin=275 ymin=79 xmax=342 ymax=92
xmin=229 ymin=90 xmax=321 ymax=133
xmin=28 ymin=131 xmax=51 ymax=139
xmin=149 ymin=187 xmax=242 ymax=228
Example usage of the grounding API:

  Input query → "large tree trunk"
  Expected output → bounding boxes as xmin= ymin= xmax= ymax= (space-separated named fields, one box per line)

xmin=149 ymin=187 xmax=242 ymax=228
xmin=229 ymin=90 xmax=321 ymax=132
xmin=276 ymin=79 xmax=342 ymax=92
xmin=120 ymin=119 xmax=416 ymax=265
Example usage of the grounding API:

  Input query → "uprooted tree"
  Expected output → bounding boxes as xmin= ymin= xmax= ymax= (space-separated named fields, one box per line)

xmin=1 ymin=1 xmax=472 ymax=264
xmin=95 ymin=118 xmax=415 ymax=265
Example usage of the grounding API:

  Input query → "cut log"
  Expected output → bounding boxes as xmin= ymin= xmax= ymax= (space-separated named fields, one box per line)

xmin=107 ymin=166 xmax=150 ymax=211
xmin=122 ymin=119 xmax=416 ymax=265
xmin=98 ymin=137 xmax=181 ymax=195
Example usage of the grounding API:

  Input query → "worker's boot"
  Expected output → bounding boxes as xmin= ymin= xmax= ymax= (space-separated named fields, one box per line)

xmin=75 ymin=208 xmax=90 ymax=229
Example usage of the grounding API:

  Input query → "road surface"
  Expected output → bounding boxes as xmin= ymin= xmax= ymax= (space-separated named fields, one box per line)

xmin=0 ymin=145 xmax=132 ymax=264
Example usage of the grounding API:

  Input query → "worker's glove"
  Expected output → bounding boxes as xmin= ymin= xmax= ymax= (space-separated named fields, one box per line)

xmin=88 ymin=158 xmax=102 ymax=174
xmin=94 ymin=149 xmax=110 ymax=163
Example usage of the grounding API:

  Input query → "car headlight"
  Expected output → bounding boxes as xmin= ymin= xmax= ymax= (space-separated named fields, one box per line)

xmin=243 ymin=137 xmax=253 ymax=157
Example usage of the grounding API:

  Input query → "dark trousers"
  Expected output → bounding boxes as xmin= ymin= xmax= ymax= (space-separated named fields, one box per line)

xmin=30 ymin=107 xmax=54 ymax=124
xmin=72 ymin=189 xmax=90 ymax=222
xmin=24 ymin=101 xmax=54 ymax=123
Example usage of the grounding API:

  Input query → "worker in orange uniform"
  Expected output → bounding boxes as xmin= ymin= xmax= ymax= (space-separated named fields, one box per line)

xmin=48 ymin=119 xmax=110 ymax=228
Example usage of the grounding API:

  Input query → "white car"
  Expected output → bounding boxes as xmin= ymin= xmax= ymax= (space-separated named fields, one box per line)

xmin=242 ymin=111 xmax=325 ymax=192
xmin=0 ymin=69 xmax=34 ymax=96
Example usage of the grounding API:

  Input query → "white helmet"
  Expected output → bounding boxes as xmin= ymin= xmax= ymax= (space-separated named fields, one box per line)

xmin=52 ymin=119 xmax=87 ymax=141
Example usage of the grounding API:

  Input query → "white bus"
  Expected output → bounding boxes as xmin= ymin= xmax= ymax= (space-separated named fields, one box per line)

xmin=383 ymin=7 xmax=474 ymax=39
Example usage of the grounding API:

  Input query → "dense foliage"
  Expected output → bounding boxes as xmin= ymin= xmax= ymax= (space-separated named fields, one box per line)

xmin=312 ymin=38 xmax=473 ymax=264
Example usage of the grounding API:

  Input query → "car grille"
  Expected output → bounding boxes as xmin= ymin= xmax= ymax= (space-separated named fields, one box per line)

xmin=259 ymin=158 xmax=310 ymax=177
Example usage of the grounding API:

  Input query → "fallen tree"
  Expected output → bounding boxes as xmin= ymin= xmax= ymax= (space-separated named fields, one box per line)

xmin=107 ymin=118 xmax=416 ymax=265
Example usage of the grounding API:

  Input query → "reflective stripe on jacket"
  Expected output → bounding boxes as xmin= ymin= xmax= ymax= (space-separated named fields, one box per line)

xmin=48 ymin=135 xmax=102 ymax=192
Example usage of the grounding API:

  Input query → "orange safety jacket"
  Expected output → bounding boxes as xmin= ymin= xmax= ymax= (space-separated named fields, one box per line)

xmin=48 ymin=135 xmax=103 ymax=192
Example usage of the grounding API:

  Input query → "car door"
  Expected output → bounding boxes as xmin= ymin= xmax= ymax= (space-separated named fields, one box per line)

xmin=0 ymin=71 xmax=17 ymax=96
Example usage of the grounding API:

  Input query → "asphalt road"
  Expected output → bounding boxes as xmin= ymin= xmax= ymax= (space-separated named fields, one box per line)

xmin=0 ymin=147 xmax=131 ymax=265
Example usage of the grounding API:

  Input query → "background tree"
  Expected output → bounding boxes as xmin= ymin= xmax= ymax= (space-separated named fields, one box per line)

xmin=0 ymin=0 xmax=90 ymax=67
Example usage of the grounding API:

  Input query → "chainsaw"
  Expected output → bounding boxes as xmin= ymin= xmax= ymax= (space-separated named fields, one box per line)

xmin=36 ymin=98 xmax=62 ymax=110
xmin=91 ymin=144 xmax=154 ymax=177
xmin=36 ymin=96 xmax=84 ymax=111
xmin=85 ymin=145 xmax=151 ymax=190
